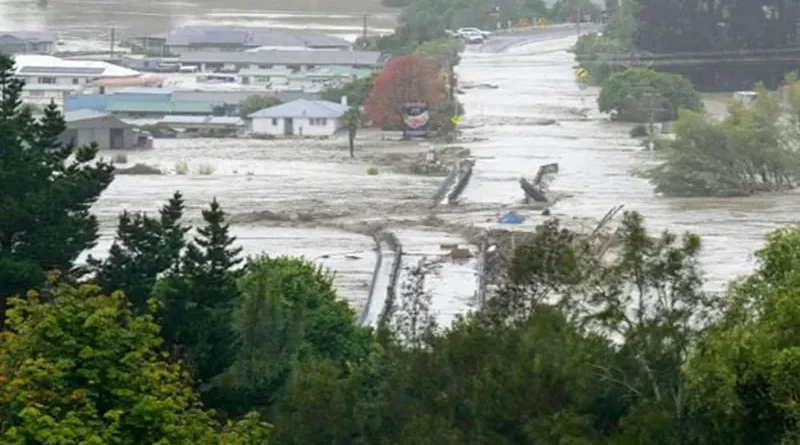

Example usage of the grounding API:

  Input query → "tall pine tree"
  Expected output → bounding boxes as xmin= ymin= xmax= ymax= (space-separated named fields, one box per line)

xmin=90 ymin=191 xmax=189 ymax=313
xmin=0 ymin=52 xmax=114 ymax=327
xmin=158 ymin=198 xmax=244 ymax=389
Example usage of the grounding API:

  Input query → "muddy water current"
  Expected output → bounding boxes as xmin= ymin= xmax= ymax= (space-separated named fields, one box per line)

xmin=0 ymin=0 xmax=790 ymax=318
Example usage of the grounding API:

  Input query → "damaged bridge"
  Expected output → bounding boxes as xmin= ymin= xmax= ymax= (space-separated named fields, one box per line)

xmin=431 ymin=159 xmax=476 ymax=208
xmin=521 ymin=162 xmax=559 ymax=204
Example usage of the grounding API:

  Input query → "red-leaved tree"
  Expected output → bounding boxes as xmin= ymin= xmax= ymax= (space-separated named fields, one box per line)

xmin=365 ymin=54 xmax=447 ymax=130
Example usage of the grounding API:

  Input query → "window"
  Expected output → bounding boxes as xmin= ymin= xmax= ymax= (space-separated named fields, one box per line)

xmin=38 ymin=77 xmax=56 ymax=84
xmin=272 ymin=118 xmax=278 ymax=125
xmin=72 ymin=78 xmax=80 ymax=85
xmin=320 ymin=118 xmax=327 ymax=126
xmin=309 ymin=118 xmax=328 ymax=126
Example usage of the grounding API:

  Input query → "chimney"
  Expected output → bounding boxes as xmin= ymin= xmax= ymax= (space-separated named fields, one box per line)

xmin=341 ymin=95 xmax=348 ymax=107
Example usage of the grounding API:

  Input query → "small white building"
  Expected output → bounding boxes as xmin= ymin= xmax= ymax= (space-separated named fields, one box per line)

xmin=249 ymin=98 xmax=349 ymax=137
xmin=14 ymin=55 xmax=142 ymax=107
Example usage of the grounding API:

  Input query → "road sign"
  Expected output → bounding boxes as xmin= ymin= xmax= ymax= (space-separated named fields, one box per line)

xmin=576 ymin=68 xmax=588 ymax=80
xmin=451 ymin=115 xmax=461 ymax=126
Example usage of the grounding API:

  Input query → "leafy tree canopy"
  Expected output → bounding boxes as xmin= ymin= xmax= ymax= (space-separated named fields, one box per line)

xmin=643 ymin=84 xmax=800 ymax=197
xmin=597 ymin=68 xmax=702 ymax=122
xmin=238 ymin=95 xmax=282 ymax=119
xmin=319 ymin=73 xmax=377 ymax=108
xmin=0 ymin=283 xmax=270 ymax=444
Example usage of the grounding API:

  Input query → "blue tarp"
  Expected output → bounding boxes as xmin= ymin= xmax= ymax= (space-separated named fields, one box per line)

xmin=499 ymin=210 xmax=525 ymax=224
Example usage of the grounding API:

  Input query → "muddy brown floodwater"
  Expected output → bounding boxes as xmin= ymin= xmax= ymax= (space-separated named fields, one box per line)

xmin=3 ymin=6 xmax=791 ymax=319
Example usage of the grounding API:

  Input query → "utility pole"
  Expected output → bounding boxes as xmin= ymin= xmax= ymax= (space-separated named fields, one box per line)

xmin=576 ymin=0 xmax=582 ymax=37
xmin=450 ymin=62 xmax=458 ymax=142
xmin=628 ymin=89 xmax=666 ymax=150
xmin=362 ymin=14 xmax=368 ymax=43
xmin=110 ymin=27 xmax=116 ymax=58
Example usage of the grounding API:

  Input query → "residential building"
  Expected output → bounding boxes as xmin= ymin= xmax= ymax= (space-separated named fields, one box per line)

xmin=14 ymin=55 xmax=142 ymax=108
xmin=0 ymin=31 xmax=56 ymax=54
xmin=179 ymin=50 xmax=383 ymax=73
xmin=160 ymin=115 xmax=245 ymax=137
xmin=249 ymin=98 xmax=349 ymax=137
xmin=61 ymin=109 xmax=153 ymax=150
xmin=238 ymin=66 xmax=373 ymax=92
xmin=64 ymin=85 xmax=322 ymax=119
xmin=133 ymin=26 xmax=351 ymax=56
xmin=84 ymin=76 xmax=165 ymax=95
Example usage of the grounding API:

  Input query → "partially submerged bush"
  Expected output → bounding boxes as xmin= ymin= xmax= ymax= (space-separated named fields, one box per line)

xmin=598 ymin=68 xmax=702 ymax=122
xmin=367 ymin=166 xmax=379 ymax=175
xmin=196 ymin=164 xmax=215 ymax=176
xmin=642 ymin=85 xmax=800 ymax=197
xmin=175 ymin=160 xmax=189 ymax=175
xmin=629 ymin=124 xmax=649 ymax=138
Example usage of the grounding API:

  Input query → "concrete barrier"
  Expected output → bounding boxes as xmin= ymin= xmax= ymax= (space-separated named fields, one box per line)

xmin=359 ymin=233 xmax=384 ymax=324
xmin=447 ymin=161 xmax=475 ymax=205
xmin=432 ymin=168 xmax=459 ymax=208
xmin=377 ymin=233 xmax=404 ymax=330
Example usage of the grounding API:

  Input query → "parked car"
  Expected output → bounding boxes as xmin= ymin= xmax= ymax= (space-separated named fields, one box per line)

xmin=460 ymin=31 xmax=485 ymax=44
xmin=457 ymin=27 xmax=492 ymax=39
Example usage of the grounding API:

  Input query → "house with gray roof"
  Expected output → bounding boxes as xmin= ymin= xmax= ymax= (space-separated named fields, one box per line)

xmin=135 ymin=26 xmax=351 ymax=55
xmin=61 ymin=109 xmax=152 ymax=149
xmin=0 ymin=31 xmax=56 ymax=54
xmin=249 ymin=98 xmax=350 ymax=137
xmin=180 ymin=50 xmax=383 ymax=73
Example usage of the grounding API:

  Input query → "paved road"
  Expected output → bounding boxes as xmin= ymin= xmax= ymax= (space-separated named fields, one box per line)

xmin=476 ymin=23 xmax=602 ymax=53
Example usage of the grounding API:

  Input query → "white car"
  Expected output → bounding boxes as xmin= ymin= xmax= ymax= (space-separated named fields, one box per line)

xmin=457 ymin=27 xmax=492 ymax=39
xmin=460 ymin=31 xmax=485 ymax=44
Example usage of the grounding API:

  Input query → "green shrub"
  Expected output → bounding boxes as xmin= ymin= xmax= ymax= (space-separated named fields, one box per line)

xmin=367 ymin=166 xmax=379 ymax=175
xmin=195 ymin=164 xmax=215 ymax=176
xmin=598 ymin=68 xmax=702 ymax=122
xmin=174 ymin=160 xmax=189 ymax=175
xmin=629 ymin=124 xmax=649 ymax=138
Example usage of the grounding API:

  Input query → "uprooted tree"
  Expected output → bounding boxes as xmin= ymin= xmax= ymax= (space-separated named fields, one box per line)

xmin=643 ymin=83 xmax=800 ymax=197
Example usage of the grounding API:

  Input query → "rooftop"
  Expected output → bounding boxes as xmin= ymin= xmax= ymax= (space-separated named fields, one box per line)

xmin=160 ymin=115 xmax=244 ymax=126
xmin=248 ymin=99 xmax=349 ymax=119
xmin=107 ymin=98 xmax=212 ymax=114
xmin=115 ymin=87 xmax=172 ymax=95
xmin=162 ymin=26 xmax=350 ymax=49
xmin=64 ymin=109 xmax=110 ymax=122
xmin=0 ymin=30 xmax=56 ymax=43
xmin=180 ymin=50 xmax=383 ymax=67
xmin=15 ymin=55 xmax=141 ymax=78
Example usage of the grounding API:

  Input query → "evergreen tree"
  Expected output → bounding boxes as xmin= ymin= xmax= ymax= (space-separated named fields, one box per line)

xmin=159 ymin=199 xmax=244 ymax=389
xmin=90 ymin=191 xmax=189 ymax=313
xmin=0 ymin=52 xmax=114 ymax=326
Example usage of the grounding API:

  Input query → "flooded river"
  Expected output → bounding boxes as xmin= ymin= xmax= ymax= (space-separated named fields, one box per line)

xmin=1 ymin=0 xmax=792 ymax=318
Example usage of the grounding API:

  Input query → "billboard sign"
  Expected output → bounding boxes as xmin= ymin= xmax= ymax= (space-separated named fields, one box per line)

xmin=402 ymin=102 xmax=430 ymax=139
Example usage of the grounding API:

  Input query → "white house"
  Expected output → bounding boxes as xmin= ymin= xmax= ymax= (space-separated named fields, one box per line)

xmin=249 ymin=98 xmax=349 ymax=137
xmin=14 ymin=55 xmax=141 ymax=108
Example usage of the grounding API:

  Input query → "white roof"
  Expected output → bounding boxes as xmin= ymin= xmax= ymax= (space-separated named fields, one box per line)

xmin=248 ymin=99 xmax=348 ymax=119
xmin=14 ymin=55 xmax=141 ymax=78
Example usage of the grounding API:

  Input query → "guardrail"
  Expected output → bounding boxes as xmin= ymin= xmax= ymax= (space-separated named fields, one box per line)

xmin=359 ymin=233 xmax=384 ymax=324
xmin=377 ymin=233 xmax=404 ymax=330
xmin=493 ymin=22 xmax=600 ymax=35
